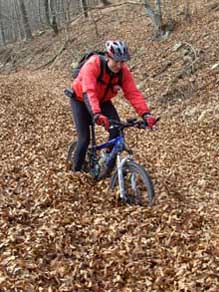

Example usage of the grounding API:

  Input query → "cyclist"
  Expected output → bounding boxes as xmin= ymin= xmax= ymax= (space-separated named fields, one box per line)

xmin=70 ymin=40 xmax=157 ymax=172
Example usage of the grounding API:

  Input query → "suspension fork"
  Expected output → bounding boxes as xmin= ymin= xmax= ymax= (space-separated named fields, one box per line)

xmin=116 ymin=153 xmax=133 ymax=200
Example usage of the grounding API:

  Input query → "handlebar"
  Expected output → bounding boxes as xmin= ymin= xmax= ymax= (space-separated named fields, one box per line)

xmin=64 ymin=88 xmax=160 ymax=130
xmin=109 ymin=117 xmax=160 ymax=130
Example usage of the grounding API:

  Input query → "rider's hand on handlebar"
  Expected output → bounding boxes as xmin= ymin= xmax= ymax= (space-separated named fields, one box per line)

xmin=142 ymin=113 xmax=157 ymax=129
xmin=94 ymin=113 xmax=110 ymax=130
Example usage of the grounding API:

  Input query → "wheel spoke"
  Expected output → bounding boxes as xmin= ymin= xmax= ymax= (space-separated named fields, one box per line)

xmin=111 ymin=161 xmax=155 ymax=207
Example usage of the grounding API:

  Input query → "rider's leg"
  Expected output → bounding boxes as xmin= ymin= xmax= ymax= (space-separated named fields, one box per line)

xmin=70 ymin=97 xmax=92 ymax=171
xmin=100 ymin=100 xmax=120 ymax=173
xmin=101 ymin=100 xmax=120 ymax=141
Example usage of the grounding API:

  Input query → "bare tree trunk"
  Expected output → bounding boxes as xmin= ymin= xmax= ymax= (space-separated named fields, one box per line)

xmin=81 ymin=0 xmax=88 ymax=18
xmin=144 ymin=0 xmax=175 ymax=39
xmin=58 ymin=0 xmax=66 ymax=24
xmin=50 ymin=0 xmax=59 ymax=34
xmin=38 ymin=0 xmax=44 ymax=29
xmin=0 ymin=0 xmax=6 ymax=45
xmin=184 ymin=0 xmax=192 ymax=21
xmin=38 ymin=0 xmax=41 ymax=24
xmin=44 ymin=0 xmax=50 ymax=26
xmin=155 ymin=0 xmax=162 ymax=24
xmin=14 ymin=0 xmax=24 ymax=40
xmin=144 ymin=0 xmax=162 ymax=37
xmin=18 ymin=0 xmax=32 ymax=40
xmin=65 ymin=0 xmax=71 ymax=23
xmin=11 ymin=0 xmax=18 ymax=42
xmin=0 ymin=22 xmax=6 ymax=46
xmin=0 ymin=23 xmax=6 ymax=46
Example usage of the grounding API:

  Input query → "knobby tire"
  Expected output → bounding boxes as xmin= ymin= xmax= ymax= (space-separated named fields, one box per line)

xmin=110 ymin=160 xmax=155 ymax=207
xmin=66 ymin=141 xmax=77 ymax=171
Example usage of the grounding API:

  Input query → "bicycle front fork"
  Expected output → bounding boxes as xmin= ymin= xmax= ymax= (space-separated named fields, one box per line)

xmin=116 ymin=154 xmax=132 ymax=201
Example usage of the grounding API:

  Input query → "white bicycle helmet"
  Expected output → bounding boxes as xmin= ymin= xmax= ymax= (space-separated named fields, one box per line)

xmin=105 ymin=40 xmax=130 ymax=61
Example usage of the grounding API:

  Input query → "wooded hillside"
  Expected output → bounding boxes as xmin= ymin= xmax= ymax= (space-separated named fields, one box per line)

xmin=0 ymin=1 xmax=219 ymax=290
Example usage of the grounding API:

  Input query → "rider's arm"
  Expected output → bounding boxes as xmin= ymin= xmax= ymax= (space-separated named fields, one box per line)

xmin=81 ymin=56 xmax=102 ymax=115
xmin=121 ymin=64 xmax=150 ymax=116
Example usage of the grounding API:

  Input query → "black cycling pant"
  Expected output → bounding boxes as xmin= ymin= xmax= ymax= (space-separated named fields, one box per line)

xmin=70 ymin=97 xmax=120 ymax=171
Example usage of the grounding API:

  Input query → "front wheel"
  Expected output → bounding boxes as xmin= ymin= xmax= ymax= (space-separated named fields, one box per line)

xmin=110 ymin=161 xmax=155 ymax=207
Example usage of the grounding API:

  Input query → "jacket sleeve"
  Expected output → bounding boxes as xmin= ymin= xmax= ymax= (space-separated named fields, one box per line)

xmin=81 ymin=56 xmax=101 ymax=115
xmin=121 ymin=64 xmax=150 ymax=116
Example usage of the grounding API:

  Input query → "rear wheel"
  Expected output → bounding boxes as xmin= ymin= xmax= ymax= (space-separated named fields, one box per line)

xmin=66 ymin=141 xmax=91 ymax=172
xmin=66 ymin=141 xmax=77 ymax=171
xmin=110 ymin=161 xmax=155 ymax=207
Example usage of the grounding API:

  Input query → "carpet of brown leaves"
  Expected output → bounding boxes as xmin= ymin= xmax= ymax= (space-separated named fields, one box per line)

xmin=1 ymin=1 xmax=219 ymax=291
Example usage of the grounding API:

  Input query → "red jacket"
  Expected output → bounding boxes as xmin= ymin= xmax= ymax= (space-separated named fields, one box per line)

xmin=71 ymin=55 xmax=150 ymax=116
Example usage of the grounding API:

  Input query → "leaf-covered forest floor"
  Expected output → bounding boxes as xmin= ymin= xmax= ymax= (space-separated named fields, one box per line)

xmin=0 ymin=1 xmax=219 ymax=291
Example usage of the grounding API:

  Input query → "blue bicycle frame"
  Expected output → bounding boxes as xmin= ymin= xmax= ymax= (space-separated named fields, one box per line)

xmin=93 ymin=133 xmax=135 ymax=199
xmin=94 ymin=135 xmax=126 ymax=167
xmin=90 ymin=122 xmax=134 ymax=198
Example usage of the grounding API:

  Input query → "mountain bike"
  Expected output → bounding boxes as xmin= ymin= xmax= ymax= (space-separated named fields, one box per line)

xmin=66 ymin=98 xmax=158 ymax=206
xmin=65 ymin=88 xmax=158 ymax=206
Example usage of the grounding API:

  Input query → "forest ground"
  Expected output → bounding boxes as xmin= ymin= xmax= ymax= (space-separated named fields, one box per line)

xmin=0 ymin=1 xmax=219 ymax=291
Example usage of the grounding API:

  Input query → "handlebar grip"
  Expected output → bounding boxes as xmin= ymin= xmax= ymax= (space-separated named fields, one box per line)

xmin=109 ymin=119 xmax=121 ymax=126
xmin=137 ymin=121 xmax=146 ymax=129
xmin=127 ymin=118 xmax=137 ymax=123
xmin=139 ymin=116 xmax=160 ymax=129
xmin=64 ymin=88 xmax=74 ymax=98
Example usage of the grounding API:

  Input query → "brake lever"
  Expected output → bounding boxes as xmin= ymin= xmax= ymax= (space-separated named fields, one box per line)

xmin=137 ymin=117 xmax=161 ymax=130
xmin=137 ymin=122 xmax=146 ymax=129
xmin=150 ymin=117 xmax=161 ymax=131
xmin=155 ymin=117 xmax=161 ymax=124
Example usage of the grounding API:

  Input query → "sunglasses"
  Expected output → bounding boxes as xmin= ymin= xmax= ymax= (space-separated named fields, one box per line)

xmin=109 ymin=57 xmax=125 ymax=64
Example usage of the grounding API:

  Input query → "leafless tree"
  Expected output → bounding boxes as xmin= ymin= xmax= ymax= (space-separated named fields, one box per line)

xmin=14 ymin=0 xmax=25 ymax=40
xmin=144 ymin=0 xmax=177 ymax=38
xmin=0 ymin=0 xmax=196 ymax=46
xmin=81 ymin=0 xmax=88 ymax=18
xmin=0 ymin=0 xmax=6 ymax=45
xmin=50 ymin=0 xmax=59 ymax=34
xmin=44 ymin=0 xmax=51 ymax=27
xmin=17 ymin=0 xmax=32 ymax=40
xmin=144 ymin=0 xmax=163 ymax=37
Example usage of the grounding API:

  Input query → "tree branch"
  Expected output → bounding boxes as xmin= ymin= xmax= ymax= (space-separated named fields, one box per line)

xmin=34 ymin=42 xmax=67 ymax=70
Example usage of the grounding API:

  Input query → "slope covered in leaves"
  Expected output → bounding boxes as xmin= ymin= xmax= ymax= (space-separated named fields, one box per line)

xmin=0 ymin=67 xmax=219 ymax=290
xmin=1 ymin=2 xmax=219 ymax=291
